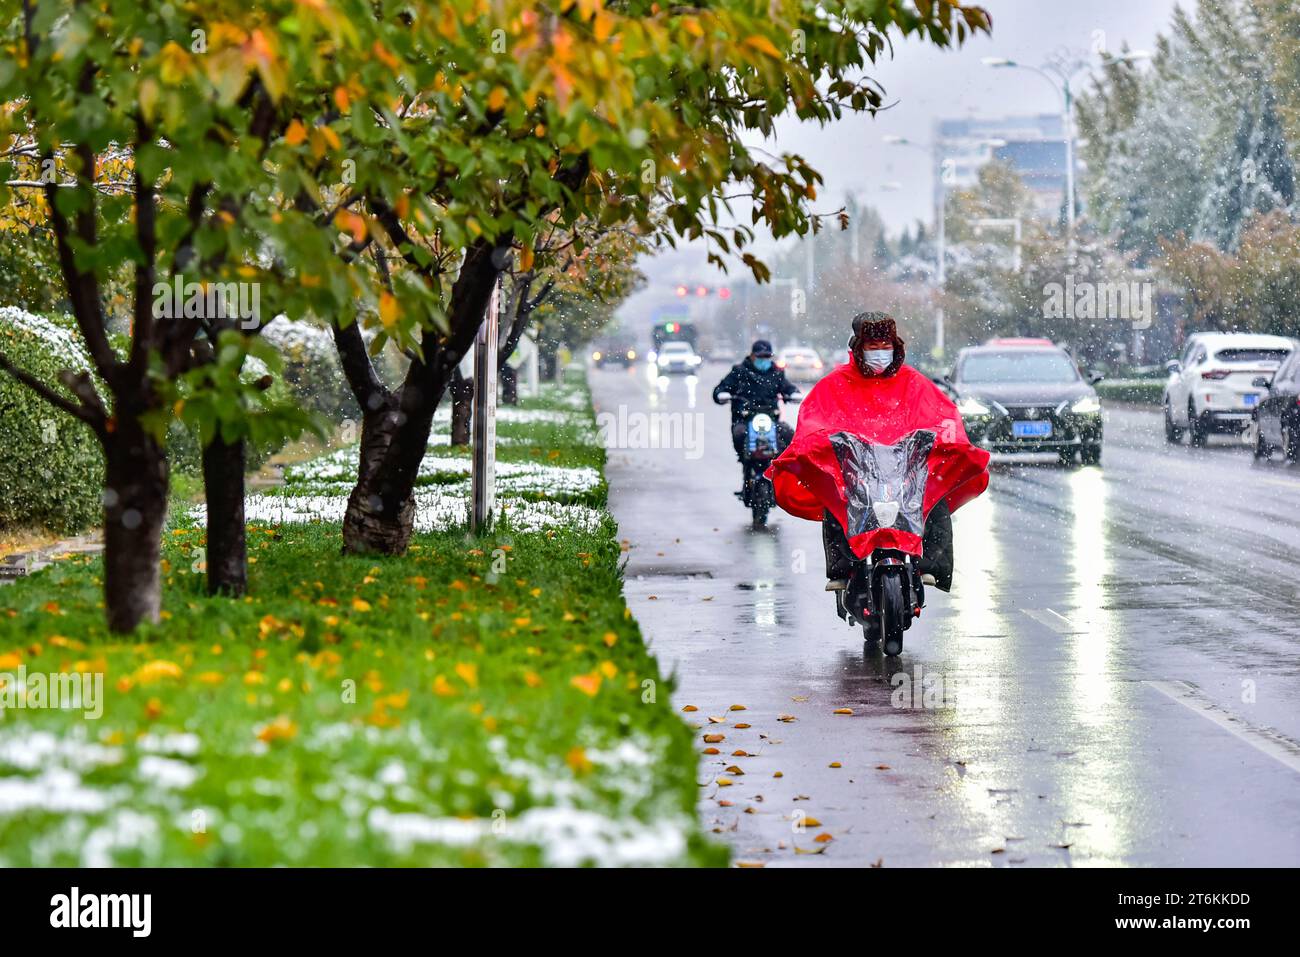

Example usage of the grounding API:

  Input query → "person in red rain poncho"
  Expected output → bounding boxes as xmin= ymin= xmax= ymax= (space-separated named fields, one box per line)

xmin=767 ymin=312 xmax=990 ymax=592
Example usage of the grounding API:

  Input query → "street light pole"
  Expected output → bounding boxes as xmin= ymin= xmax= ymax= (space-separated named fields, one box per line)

xmin=982 ymin=50 xmax=1150 ymax=242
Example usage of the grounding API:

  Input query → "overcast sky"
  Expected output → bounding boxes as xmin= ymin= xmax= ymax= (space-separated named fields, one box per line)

xmin=631 ymin=0 xmax=1185 ymax=305
xmin=785 ymin=0 xmax=1183 ymax=231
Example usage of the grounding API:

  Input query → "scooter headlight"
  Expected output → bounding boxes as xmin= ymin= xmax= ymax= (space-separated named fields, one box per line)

xmin=872 ymin=500 xmax=901 ymax=527
xmin=751 ymin=413 xmax=774 ymax=433
xmin=1071 ymin=395 xmax=1101 ymax=414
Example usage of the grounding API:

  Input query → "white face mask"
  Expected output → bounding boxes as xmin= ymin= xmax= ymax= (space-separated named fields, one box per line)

xmin=863 ymin=348 xmax=894 ymax=372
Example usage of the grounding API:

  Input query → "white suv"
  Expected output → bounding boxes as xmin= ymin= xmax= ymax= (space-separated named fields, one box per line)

xmin=1163 ymin=332 xmax=1294 ymax=445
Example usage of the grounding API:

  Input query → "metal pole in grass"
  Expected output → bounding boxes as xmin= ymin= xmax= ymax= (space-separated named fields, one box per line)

xmin=471 ymin=277 xmax=500 ymax=532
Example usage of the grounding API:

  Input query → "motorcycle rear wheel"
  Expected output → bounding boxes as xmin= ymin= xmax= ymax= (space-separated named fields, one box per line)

xmin=751 ymin=505 xmax=769 ymax=529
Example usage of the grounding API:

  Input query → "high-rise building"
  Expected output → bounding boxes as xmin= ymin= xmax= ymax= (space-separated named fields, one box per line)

xmin=934 ymin=114 xmax=1068 ymax=221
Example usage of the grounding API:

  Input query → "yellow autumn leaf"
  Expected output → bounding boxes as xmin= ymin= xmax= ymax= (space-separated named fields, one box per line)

xmin=487 ymin=86 xmax=507 ymax=112
xmin=432 ymin=675 xmax=457 ymax=697
xmin=744 ymin=34 xmax=784 ymax=59
xmin=256 ymin=715 xmax=298 ymax=743
xmin=334 ymin=210 xmax=367 ymax=245
xmin=284 ymin=118 xmax=307 ymax=146
xmin=455 ymin=662 xmax=479 ymax=688
xmin=352 ymin=597 xmax=372 ymax=612
xmin=570 ymin=672 xmax=602 ymax=697
xmin=566 ymin=746 xmax=593 ymax=774
xmin=379 ymin=292 xmax=399 ymax=329
xmin=134 ymin=660 xmax=183 ymax=684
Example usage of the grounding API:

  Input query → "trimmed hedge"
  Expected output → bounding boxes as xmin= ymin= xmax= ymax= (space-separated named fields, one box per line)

xmin=1096 ymin=379 xmax=1165 ymax=406
xmin=0 ymin=308 xmax=103 ymax=533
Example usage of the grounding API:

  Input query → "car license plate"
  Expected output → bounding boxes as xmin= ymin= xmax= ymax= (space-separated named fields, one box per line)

xmin=1244 ymin=393 xmax=1259 ymax=407
xmin=1013 ymin=420 xmax=1052 ymax=438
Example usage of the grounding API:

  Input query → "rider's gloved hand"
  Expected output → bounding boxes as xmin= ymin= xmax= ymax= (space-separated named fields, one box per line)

xmin=713 ymin=392 xmax=731 ymax=405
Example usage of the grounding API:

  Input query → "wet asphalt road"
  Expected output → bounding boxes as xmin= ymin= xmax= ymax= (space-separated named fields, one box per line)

xmin=592 ymin=361 xmax=1300 ymax=867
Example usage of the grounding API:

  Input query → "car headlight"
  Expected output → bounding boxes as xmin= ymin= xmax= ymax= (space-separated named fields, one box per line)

xmin=958 ymin=397 xmax=991 ymax=416
xmin=1071 ymin=395 xmax=1101 ymax=414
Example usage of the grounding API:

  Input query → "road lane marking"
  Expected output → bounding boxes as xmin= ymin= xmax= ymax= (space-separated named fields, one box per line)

xmin=1145 ymin=680 xmax=1300 ymax=775
xmin=1020 ymin=608 xmax=1084 ymax=635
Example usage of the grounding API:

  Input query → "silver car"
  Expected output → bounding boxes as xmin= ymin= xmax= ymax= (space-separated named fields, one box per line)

xmin=776 ymin=346 xmax=825 ymax=383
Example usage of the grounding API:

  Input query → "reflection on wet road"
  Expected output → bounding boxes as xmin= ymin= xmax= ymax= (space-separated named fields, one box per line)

xmin=594 ymin=361 xmax=1300 ymax=867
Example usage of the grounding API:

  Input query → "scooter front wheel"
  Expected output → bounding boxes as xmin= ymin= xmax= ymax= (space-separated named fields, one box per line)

xmin=878 ymin=572 xmax=906 ymax=656
xmin=751 ymin=504 xmax=769 ymax=529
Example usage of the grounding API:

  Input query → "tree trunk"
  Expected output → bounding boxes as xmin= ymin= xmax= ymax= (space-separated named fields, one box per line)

xmin=500 ymin=362 xmax=519 ymax=406
xmin=101 ymin=424 xmax=168 ymax=633
xmin=340 ymin=239 xmax=505 ymax=556
xmin=201 ymin=434 xmax=247 ymax=596
xmin=450 ymin=368 xmax=474 ymax=444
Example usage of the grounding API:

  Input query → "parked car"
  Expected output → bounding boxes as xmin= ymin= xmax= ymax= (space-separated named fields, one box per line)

xmin=1252 ymin=340 xmax=1300 ymax=461
xmin=775 ymin=346 xmax=825 ymax=384
xmin=941 ymin=338 xmax=1103 ymax=466
xmin=656 ymin=340 xmax=701 ymax=374
xmin=1163 ymin=332 xmax=1294 ymax=446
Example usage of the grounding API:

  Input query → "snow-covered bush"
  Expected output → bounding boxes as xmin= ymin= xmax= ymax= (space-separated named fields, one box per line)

xmin=0 ymin=308 xmax=103 ymax=532
xmin=261 ymin=315 xmax=359 ymax=420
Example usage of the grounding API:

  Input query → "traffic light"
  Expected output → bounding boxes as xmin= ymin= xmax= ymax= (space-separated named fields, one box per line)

xmin=671 ymin=283 xmax=732 ymax=298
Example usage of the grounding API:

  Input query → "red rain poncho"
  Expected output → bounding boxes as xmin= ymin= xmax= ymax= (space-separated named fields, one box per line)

xmin=768 ymin=361 xmax=990 ymax=558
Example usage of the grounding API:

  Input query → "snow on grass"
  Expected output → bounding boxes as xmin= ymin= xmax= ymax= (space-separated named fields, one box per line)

xmin=193 ymin=484 xmax=606 ymax=535
xmin=284 ymin=451 xmax=601 ymax=499
xmin=365 ymin=733 xmax=693 ymax=866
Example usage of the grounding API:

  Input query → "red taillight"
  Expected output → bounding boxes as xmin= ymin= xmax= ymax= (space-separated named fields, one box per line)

xmin=1201 ymin=369 xmax=1231 ymax=380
